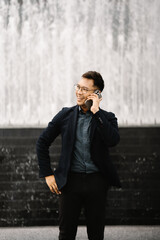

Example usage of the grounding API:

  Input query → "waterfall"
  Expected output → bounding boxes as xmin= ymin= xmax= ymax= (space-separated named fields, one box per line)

xmin=0 ymin=0 xmax=160 ymax=126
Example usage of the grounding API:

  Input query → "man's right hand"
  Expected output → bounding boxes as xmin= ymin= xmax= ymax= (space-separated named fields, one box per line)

xmin=45 ymin=175 xmax=61 ymax=195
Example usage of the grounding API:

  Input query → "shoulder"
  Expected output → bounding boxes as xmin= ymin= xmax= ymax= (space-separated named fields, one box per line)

xmin=59 ymin=105 xmax=78 ymax=117
xmin=53 ymin=105 xmax=77 ymax=120
xmin=61 ymin=105 xmax=77 ymax=113
xmin=49 ymin=105 xmax=77 ymax=126
xmin=99 ymin=108 xmax=117 ymax=119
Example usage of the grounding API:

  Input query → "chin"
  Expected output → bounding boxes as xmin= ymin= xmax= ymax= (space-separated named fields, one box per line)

xmin=77 ymin=100 xmax=85 ymax=106
xmin=77 ymin=102 xmax=82 ymax=106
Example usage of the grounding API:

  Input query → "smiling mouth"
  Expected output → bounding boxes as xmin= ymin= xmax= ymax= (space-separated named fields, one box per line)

xmin=77 ymin=97 xmax=84 ymax=100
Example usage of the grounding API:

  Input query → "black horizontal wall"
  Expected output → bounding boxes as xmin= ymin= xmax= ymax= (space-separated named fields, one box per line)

xmin=0 ymin=127 xmax=160 ymax=226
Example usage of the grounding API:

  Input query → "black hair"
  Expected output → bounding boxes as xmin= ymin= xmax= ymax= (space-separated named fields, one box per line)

xmin=82 ymin=71 xmax=104 ymax=92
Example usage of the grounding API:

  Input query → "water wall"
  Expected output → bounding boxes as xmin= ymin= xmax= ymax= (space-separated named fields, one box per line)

xmin=0 ymin=0 xmax=160 ymax=127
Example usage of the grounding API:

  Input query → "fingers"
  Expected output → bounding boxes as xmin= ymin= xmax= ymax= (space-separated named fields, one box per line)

xmin=49 ymin=185 xmax=55 ymax=193
xmin=51 ymin=183 xmax=61 ymax=195
xmin=45 ymin=175 xmax=61 ymax=195
xmin=87 ymin=93 xmax=102 ymax=101
xmin=49 ymin=183 xmax=61 ymax=195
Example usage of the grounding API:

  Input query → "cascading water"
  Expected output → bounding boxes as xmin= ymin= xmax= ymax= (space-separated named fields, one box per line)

xmin=0 ymin=0 xmax=160 ymax=127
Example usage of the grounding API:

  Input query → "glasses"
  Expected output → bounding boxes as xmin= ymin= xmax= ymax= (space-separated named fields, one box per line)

xmin=74 ymin=84 xmax=95 ymax=94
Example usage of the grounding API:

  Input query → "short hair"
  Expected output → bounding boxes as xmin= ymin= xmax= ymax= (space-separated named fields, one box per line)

xmin=82 ymin=71 xmax=104 ymax=92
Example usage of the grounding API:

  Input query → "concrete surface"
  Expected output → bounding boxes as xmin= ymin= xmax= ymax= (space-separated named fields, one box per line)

xmin=0 ymin=226 xmax=160 ymax=240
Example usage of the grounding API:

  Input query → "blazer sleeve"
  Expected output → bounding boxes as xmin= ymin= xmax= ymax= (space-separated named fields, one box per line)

xmin=93 ymin=110 xmax=120 ymax=147
xmin=36 ymin=108 xmax=65 ymax=178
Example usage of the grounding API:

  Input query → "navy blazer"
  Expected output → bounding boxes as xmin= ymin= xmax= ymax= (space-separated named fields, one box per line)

xmin=36 ymin=105 xmax=121 ymax=190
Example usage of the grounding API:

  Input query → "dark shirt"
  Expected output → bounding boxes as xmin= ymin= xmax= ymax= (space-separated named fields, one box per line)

xmin=71 ymin=108 xmax=99 ymax=173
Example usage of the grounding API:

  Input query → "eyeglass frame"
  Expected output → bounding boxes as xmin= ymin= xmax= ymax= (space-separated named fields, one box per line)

xmin=74 ymin=84 xmax=97 ymax=94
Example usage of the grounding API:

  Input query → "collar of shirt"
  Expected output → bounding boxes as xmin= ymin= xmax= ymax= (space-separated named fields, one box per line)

xmin=78 ymin=106 xmax=93 ymax=116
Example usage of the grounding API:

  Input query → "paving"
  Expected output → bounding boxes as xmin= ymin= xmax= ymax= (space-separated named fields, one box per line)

xmin=1 ymin=226 xmax=160 ymax=240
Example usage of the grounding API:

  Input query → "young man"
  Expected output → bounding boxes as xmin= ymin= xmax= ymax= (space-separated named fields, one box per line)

xmin=36 ymin=71 xmax=121 ymax=240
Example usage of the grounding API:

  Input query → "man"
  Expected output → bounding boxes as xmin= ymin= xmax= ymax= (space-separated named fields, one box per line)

xmin=36 ymin=71 xmax=121 ymax=240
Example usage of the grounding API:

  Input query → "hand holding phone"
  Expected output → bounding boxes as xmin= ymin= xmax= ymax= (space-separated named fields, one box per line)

xmin=85 ymin=90 xmax=102 ymax=110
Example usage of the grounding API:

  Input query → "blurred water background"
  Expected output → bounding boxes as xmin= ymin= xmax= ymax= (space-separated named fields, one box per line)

xmin=0 ymin=0 xmax=160 ymax=127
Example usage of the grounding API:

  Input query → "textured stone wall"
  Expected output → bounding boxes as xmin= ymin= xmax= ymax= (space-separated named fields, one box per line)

xmin=0 ymin=128 xmax=160 ymax=226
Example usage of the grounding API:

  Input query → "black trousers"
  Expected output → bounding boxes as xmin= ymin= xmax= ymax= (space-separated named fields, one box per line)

xmin=58 ymin=172 xmax=109 ymax=240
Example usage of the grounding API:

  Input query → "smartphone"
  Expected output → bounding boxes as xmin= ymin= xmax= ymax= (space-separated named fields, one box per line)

xmin=85 ymin=90 xmax=102 ymax=110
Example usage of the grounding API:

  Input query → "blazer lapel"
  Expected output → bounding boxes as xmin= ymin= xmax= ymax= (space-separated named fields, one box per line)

xmin=68 ymin=105 xmax=79 ymax=150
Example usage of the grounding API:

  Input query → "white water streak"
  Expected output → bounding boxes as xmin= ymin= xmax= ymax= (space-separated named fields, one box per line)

xmin=0 ymin=0 xmax=160 ymax=126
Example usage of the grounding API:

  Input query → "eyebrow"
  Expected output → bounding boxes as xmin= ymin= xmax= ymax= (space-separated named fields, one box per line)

xmin=77 ymin=84 xmax=89 ymax=90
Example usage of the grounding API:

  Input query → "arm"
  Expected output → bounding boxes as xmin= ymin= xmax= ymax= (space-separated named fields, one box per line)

xmin=87 ymin=93 xmax=120 ymax=147
xmin=36 ymin=109 xmax=67 ymax=194
xmin=93 ymin=110 xmax=120 ymax=147
xmin=36 ymin=109 xmax=65 ymax=179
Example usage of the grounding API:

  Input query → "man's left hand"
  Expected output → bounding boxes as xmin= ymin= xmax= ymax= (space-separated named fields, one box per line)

xmin=87 ymin=93 xmax=102 ymax=114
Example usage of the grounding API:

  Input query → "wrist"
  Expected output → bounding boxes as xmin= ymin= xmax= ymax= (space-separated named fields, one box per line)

xmin=91 ymin=108 xmax=99 ymax=114
xmin=45 ymin=175 xmax=53 ymax=179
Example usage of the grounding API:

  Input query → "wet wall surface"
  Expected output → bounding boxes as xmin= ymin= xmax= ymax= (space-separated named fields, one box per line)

xmin=1 ymin=0 xmax=160 ymax=126
xmin=0 ymin=127 xmax=160 ymax=226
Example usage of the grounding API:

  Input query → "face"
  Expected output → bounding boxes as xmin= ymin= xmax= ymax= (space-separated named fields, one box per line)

xmin=75 ymin=77 xmax=96 ymax=106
